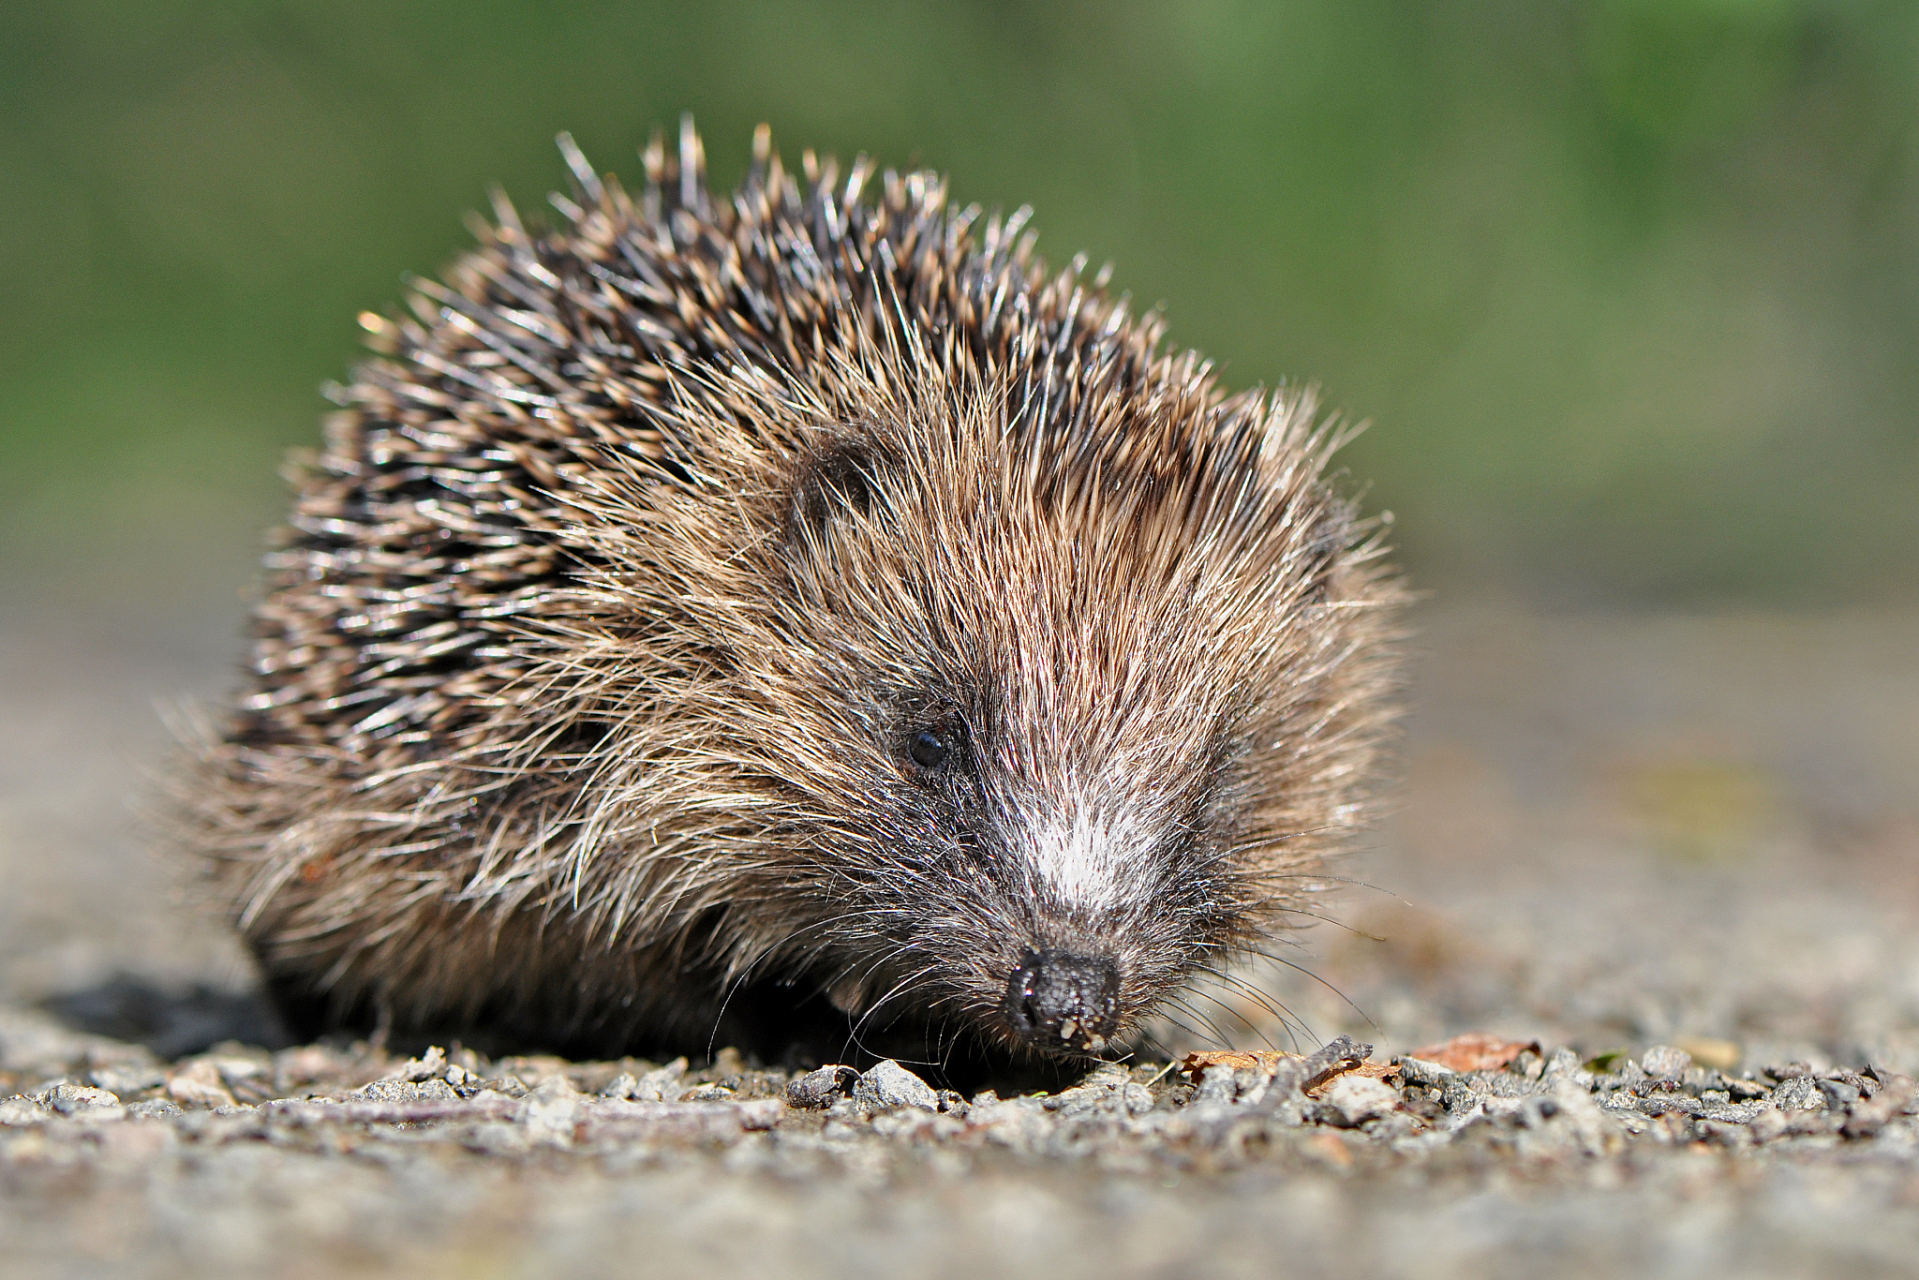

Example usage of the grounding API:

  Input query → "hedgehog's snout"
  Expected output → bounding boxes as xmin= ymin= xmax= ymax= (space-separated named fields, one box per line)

xmin=1000 ymin=948 xmax=1121 ymax=1053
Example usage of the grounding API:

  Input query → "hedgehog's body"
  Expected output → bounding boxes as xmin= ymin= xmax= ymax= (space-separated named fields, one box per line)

xmin=187 ymin=122 xmax=1403 ymax=1066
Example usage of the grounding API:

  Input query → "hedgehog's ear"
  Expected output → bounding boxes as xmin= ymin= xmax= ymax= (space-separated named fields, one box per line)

xmin=788 ymin=434 xmax=896 ymax=537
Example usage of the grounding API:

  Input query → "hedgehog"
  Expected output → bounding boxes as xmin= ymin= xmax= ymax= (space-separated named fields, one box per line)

xmin=180 ymin=119 xmax=1405 ymax=1069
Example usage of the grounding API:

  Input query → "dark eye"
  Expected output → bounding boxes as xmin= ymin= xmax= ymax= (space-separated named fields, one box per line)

xmin=908 ymin=728 xmax=951 ymax=771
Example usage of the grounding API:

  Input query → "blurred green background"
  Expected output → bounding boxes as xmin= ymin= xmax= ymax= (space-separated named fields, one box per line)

xmin=4 ymin=0 xmax=1916 ymax=610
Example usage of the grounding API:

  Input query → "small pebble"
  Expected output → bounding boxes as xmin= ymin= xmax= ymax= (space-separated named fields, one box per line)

xmin=854 ymin=1060 xmax=938 ymax=1112
xmin=166 ymin=1060 xmax=236 ymax=1109
xmin=1640 ymin=1045 xmax=1692 ymax=1082
xmin=1322 ymin=1074 xmax=1400 ymax=1127
xmin=0 ymin=1097 xmax=47 ymax=1126
xmin=40 ymin=1083 xmax=124 ymax=1119
xmin=786 ymin=1065 xmax=859 ymax=1109
xmin=87 ymin=1064 xmax=165 ymax=1095
xmin=1771 ymin=1076 xmax=1825 ymax=1112
xmin=602 ymin=1058 xmax=688 ymax=1102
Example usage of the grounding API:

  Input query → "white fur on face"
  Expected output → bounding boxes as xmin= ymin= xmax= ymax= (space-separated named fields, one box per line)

xmin=1024 ymin=807 xmax=1156 ymax=913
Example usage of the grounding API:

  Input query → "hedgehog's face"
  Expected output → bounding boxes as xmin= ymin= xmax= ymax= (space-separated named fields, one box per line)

xmin=712 ymin=395 xmax=1388 ymax=1059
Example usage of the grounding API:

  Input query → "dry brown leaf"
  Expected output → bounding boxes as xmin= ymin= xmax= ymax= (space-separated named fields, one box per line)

xmin=1406 ymin=1032 xmax=1541 ymax=1073
xmin=1180 ymin=1050 xmax=1400 ymax=1096
xmin=1180 ymin=1050 xmax=1301 ymax=1080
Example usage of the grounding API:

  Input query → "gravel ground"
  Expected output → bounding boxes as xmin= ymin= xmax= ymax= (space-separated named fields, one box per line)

xmin=4 ymin=600 xmax=1918 ymax=1279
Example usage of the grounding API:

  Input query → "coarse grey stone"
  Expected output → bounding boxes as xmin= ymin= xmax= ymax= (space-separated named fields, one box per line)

xmin=384 ymin=1046 xmax=447 ymax=1082
xmin=1322 ymin=1074 xmax=1400 ymax=1127
xmin=39 ymin=1081 xmax=124 ymax=1119
xmin=1189 ymin=1065 xmax=1238 ymax=1108
xmin=165 ymin=1058 xmax=236 ymax=1108
xmin=1816 ymin=1079 xmax=1862 ymax=1109
xmin=1397 ymin=1056 xmax=1456 ymax=1088
xmin=854 ymin=1059 xmax=938 ymax=1112
xmin=679 ymin=1082 xmax=737 ymax=1101
xmin=0 ymin=1095 xmax=47 ymax=1125
xmin=602 ymin=1057 xmax=689 ymax=1102
xmin=88 ymin=1062 xmax=166 ymax=1095
xmin=1772 ymin=1076 xmax=1826 ymax=1111
xmin=1040 ymin=1063 xmax=1132 ymax=1116
xmin=1541 ymin=1046 xmax=1594 ymax=1087
xmin=1642 ymin=1045 xmax=1693 ymax=1081
xmin=1841 ymin=1079 xmax=1916 ymax=1138
xmin=521 ymin=1076 xmax=583 ymax=1147
xmin=352 ymin=1077 xmax=458 ymax=1103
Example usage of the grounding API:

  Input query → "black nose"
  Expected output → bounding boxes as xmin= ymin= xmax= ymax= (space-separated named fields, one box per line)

xmin=1001 ymin=950 xmax=1121 ymax=1051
